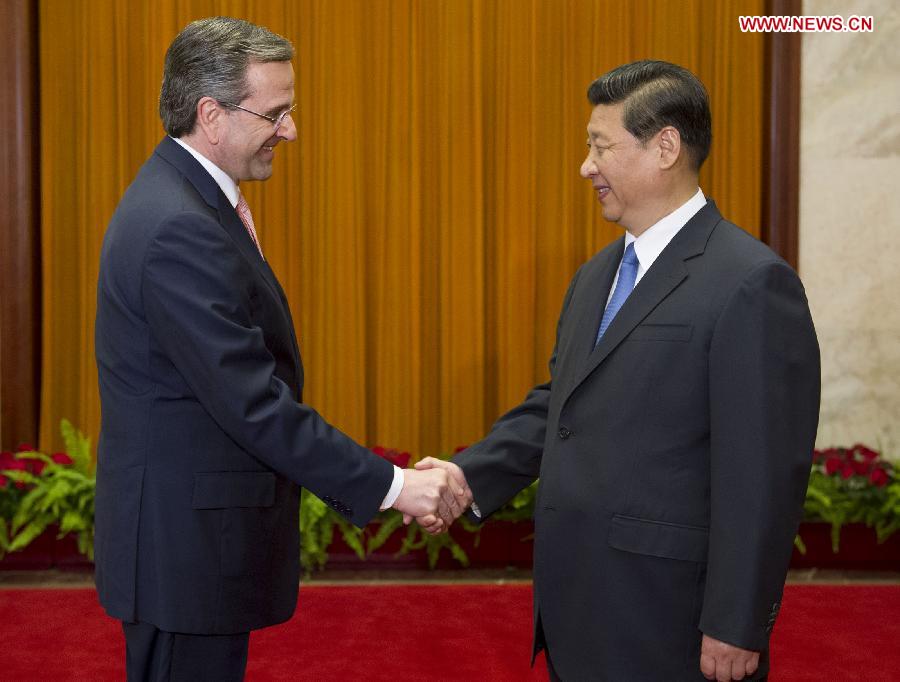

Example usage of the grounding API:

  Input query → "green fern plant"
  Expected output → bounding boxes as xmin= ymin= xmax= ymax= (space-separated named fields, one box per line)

xmin=298 ymin=489 xmax=366 ymax=574
xmin=0 ymin=419 xmax=95 ymax=560
xmin=394 ymin=514 xmax=483 ymax=568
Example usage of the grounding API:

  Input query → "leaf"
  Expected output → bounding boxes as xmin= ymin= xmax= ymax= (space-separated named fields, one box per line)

xmin=426 ymin=538 xmax=441 ymax=568
xmin=448 ymin=541 xmax=470 ymax=567
xmin=12 ymin=486 xmax=49 ymax=528
xmin=366 ymin=514 xmax=404 ymax=554
xmin=12 ymin=452 xmax=54 ymax=467
xmin=830 ymin=523 xmax=843 ymax=553
xmin=299 ymin=491 xmax=339 ymax=573
xmin=805 ymin=485 xmax=833 ymax=508
xmin=60 ymin=510 xmax=88 ymax=533
xmin=2 ymin=470 xmax=41 ymax=486
xmin=0 ymin=518 xmax=9 ymax=555
xmin=60 ymin=418 xmax=93 ymax=475
xmin=337 ymin=519 xmax=366 ymax=560
xmin=8 ymin=518 xmax=51 ymax=551
xmin=397 ymin=524 xmax=422 ymax=555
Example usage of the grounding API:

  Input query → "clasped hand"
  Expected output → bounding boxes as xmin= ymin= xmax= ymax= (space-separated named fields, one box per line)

xmin=391 ymin=457 xmax=472 ymax=534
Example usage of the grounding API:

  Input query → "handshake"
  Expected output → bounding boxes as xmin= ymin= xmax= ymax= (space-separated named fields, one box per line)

xmin=391 ymin=458 xmax=473 ymax=534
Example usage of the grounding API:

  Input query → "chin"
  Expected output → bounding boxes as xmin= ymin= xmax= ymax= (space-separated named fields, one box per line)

xmin=601 ymin=206 xmax=621 ymax=224
xmin=250 ymin=166 xmax=274 ymax=182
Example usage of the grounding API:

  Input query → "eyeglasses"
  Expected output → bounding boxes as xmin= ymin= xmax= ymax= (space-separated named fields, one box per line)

xmin=219 ymin=101 xmax=297 ymax=131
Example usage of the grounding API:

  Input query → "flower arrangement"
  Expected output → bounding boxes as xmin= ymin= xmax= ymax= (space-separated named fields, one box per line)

xmin=300 ymin=445 xmax=493 ymax=573
xmin=302 ymin=445 xmax=536 ymax=573
xmin=802 ymin=444 xmax=900 ymax=552
xmin=3 ymin=428 xmax=897 ymax=572
xmin=0 ymin=420 xmax=95 ymax=560
xmin=299 ymin=447 xmax=419 ymax=572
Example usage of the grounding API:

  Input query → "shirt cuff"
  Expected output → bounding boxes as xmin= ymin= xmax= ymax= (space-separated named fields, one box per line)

xmin=470 ymin=502 xmax=482 ymax=518
xmin=380 ymin=466 xmax=404 ymax=510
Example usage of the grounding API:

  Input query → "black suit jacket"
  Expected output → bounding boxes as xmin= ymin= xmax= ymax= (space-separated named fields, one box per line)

xmin=455 ymin=201 xmax=820 ymax=680
xmin=94 ymin=137 xmax=393 ymax=634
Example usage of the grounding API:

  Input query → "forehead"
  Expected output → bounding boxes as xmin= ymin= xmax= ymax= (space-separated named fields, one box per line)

xmin=243 ymin=61 xmax=295 ymax=104
xmin=586 ymin=103 xmax=627 ymax=139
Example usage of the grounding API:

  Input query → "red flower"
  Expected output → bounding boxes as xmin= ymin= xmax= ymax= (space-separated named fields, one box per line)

xmin=16 ymin=443 xmax=35 ymax=452
xmin=1 ymin=457 xmax=28 ymax=489
xmin=51 ymin=452 xmax=74 ymax=465
xmin=824 ymin=457 xmax=842 ymax=475
xmin=0 ymin=451 xmax=13 ymax=486
xmin=840 ymin=462 xmax=855 ymax=479
xmin=852 ymin=459 xmax=872 ymax=476
xmin=453 ymin=445 xmax=468 ymax=454
xmin=870 ymin=468 xmax=890 ymax=487
xmin=853 ymin=444 xmax=879 ymax=461
xmin=30 ymin=460 xmax=46 ymax=476
xmin=370 ymin=446 xmax=411 ymax=469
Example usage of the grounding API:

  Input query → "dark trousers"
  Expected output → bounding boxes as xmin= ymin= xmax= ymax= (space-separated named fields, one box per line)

xmin=122 ymin=621 xmax=250 ymax=682
xmin=544 ymin=647 xmax=563 ymax=682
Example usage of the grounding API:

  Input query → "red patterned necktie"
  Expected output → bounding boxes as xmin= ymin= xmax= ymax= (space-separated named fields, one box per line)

xmin=236 ymin=194 xmax=264 ymax=259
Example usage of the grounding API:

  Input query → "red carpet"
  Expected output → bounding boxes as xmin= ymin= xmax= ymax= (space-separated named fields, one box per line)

xmin=1 ymin=584 xmax=897 ymax=680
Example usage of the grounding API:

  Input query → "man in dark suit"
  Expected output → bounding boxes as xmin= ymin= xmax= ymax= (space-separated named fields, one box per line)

xmin=94 ymin=17 xmax=464 ymax=682
xmin=418 ymin=61 xmax=820 ymax=680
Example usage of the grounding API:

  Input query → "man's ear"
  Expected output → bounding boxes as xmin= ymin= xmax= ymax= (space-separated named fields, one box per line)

xmin=657 ymin=126 xmax=682 ymax=170
xmin=195 ymin=96 xmax=223 ymax=145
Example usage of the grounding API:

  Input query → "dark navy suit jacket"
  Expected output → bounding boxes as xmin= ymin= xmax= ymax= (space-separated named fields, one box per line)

xmin=455 ymin=201 xmax=820 ymax=680
xmin=94 ymin=137 xmax=393 ymax=634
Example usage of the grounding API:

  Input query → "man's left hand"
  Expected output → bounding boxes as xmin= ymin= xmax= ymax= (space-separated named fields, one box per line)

xmin=700 ymin=634 xmax=760 ymax=681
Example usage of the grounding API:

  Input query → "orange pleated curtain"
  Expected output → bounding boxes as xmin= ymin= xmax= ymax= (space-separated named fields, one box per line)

xmin=39 ymin=0 xmax=764 ymax=457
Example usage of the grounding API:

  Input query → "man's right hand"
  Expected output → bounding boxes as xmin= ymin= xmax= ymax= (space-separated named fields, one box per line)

xmin=408 ymin=457 xmax=473 ymax=534
xmin=392 ymin=467 xmax=465 ymax=531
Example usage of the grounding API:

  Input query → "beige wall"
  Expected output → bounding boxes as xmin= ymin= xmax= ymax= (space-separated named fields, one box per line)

xmin=800 ymin=0 xmax=900 ymax=456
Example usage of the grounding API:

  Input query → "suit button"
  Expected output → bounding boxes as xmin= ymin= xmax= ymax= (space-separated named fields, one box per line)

xmin=558 ymin=427 xmax=572 ymax=440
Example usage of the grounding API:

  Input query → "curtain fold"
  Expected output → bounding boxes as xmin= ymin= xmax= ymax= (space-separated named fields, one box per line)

xmin=39 ymin=0 xmax=764 ymax=455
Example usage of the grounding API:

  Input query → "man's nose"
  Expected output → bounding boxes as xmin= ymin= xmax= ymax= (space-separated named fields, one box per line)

xmin=278 ymin=113 xmax=298 ymax=142
xmin=580 ymin=156 xmax=595 ymax=179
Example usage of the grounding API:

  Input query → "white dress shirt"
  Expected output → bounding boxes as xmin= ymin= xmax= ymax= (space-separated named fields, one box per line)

xmin=606 ymin=188 xmax=707 ymax=305
xmin=171 ymin=137 xmax=405 ymax=510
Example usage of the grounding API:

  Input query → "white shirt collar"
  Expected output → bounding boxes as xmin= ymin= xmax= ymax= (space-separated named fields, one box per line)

xmin=171 ymin=136 xmax=240 ymax=208
xmin=626 ymin=188 xmax=706 ymax=276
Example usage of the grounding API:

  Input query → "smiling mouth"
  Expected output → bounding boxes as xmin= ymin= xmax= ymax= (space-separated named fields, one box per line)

xmin=262 ymin=146 xmax=274 ymax=152
xmin=594 ymin=185 xmax=610 ymax=199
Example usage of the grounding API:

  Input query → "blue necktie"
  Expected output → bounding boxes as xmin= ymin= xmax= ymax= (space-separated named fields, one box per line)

xmin=595 ymin=242 xmax=639 ymax=346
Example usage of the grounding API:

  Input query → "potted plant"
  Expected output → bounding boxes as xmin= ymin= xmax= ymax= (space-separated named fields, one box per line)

xmin=0 ymin=420 xmax=95 ymax=567
xmin=794 ymin=444 xmax=900 ymax=569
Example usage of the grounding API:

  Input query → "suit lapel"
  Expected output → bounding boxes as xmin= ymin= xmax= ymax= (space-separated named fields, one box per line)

xmin=567 ymin=239 xmax=623 ymax=367
xmin=154 ymin=137 xmax=304 ymax=388
xmin=567 ymin=201 xmax=722 ymax=398
xmin=155 ymin=137 xmax=286 ymax=302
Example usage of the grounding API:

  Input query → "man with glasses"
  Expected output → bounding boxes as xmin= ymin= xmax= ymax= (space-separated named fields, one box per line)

xmin=94 ymin=17 xmax=466 ymax=681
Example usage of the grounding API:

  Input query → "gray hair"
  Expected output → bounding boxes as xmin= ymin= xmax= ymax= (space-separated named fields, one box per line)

xmin=160 ymin=17 xmax=294 ymax=137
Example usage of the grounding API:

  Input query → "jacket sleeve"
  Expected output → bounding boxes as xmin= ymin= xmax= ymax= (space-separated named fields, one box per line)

xmin=141 ymin=211 xmax=393 ymax=527
xmin=700 ymin=259 xmax=820 ymax=650
xmin=452 ymin=267 xmax=582 ymax=518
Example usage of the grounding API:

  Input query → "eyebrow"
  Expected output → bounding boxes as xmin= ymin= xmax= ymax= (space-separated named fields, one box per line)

xmin=266 ymin=105 xmax=289 ymax=117
xmin=266 ymin=98 xmax=296 ymax=117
